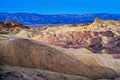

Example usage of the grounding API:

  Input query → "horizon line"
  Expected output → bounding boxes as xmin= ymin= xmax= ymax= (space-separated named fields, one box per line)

xmin=0 ymin=12 xmax=120 ymax=15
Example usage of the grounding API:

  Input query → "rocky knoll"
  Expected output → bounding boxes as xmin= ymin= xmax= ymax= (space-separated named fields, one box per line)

xmin=0 ymin=20 xmax=30 ymax=34
xmin=81 ymin=18 xmax=120 ymax=30
xmin=1 ymin=38 xmax=120 ymax=79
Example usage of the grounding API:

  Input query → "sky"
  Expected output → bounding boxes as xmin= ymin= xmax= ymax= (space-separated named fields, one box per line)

xmin=0 ymin=0 xmax=120 ymax=14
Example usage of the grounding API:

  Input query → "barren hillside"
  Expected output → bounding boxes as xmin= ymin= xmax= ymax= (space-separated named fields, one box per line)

xmin=0 ymin=38 xmax=120 ymax=79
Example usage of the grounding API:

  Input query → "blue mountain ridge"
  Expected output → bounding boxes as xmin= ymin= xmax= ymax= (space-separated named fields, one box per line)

xmin=0 ymin=13 xmax=120 ymax=25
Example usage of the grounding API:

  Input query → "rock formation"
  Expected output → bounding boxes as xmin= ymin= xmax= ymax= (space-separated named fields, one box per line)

xmin=13 ymin=18 xmax=120 ymax=54
xmin=81 ymin=18 xmax=120 ymax=30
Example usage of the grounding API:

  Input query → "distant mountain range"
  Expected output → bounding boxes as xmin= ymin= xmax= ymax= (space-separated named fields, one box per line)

xmin=0 ymin=12 xmax=120 ymax=25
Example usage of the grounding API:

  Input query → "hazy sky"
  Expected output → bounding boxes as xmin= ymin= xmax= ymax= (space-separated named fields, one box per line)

xmin=0 ymin=0 xmax=120 ymax=14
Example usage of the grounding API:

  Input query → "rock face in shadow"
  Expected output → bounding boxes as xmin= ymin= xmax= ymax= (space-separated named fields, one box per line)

xmin=1 ymin=38 xmax=120 ymax=79
xmin=87 ymin=36 xmax=103 ymax=53
xmin=105 ymin=36 xmax=120 ymax=54
xmin=0 ymin=20 xmax=30 ymax=34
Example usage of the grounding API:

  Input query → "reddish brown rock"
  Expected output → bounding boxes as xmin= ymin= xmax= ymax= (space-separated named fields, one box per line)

xmin=105 ymin=36 xmax=120 ymax=54
xmin=32 ymin=30 xmax=117 ymax=53
xmin=100 ymin=31 xmax=114 ymax=37
xmin=87 ymin=37 xmax=103 ymax=53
